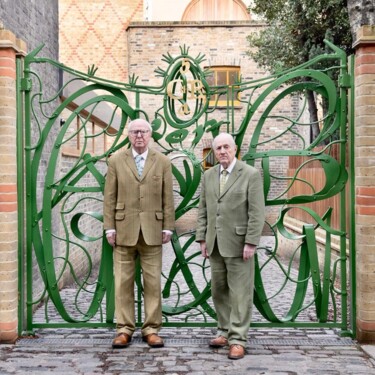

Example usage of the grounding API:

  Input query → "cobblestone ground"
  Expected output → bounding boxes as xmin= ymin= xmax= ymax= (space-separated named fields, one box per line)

xmin=1 ymin=238 xmax=374 ymax=374
xmin=0 ymin=327 xmax=375 ymax=374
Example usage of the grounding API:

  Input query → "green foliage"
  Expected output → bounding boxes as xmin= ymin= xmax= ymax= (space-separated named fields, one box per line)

xmin=247 ymin=0 xmax=353 ymax=74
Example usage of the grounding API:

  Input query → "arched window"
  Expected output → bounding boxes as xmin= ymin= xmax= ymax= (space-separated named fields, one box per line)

xmin=182 ymin=0 xmax=250 ymax=21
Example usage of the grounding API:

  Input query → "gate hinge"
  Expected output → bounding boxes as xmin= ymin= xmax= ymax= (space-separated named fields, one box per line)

xmin=20 ymin=78 xmax=32 ymax=92
xmin=339 ymin=73 xmax=352 ymax=88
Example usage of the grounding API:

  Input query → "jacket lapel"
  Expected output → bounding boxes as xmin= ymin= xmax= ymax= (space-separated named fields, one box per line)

xmin=124 ymin=148 xmax=155 ymax=180
xmin=140 ymin=149 xmax=155 ymax=180
xmin=124 ymin=149 xmax=140 ymax=179
xmin=220 ymin=160 xmax=242 ymax=197
xmin=212 ymin=165 xmax=220 ymax=198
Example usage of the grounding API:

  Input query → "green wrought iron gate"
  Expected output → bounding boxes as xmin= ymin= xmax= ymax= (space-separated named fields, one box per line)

xmin=16 ymin=41 xmax=355 ymax=336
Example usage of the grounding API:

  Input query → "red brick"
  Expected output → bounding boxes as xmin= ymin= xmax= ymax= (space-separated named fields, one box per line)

xmin=0 ymin=203 xmax=17 ymax=212
xmin=357 ymin=206 xmax=375 ymax=215
xmin=0 ymin=184 xmax=17 ymax=193
xmin=0 ymin=193 xmax=17 ymax=203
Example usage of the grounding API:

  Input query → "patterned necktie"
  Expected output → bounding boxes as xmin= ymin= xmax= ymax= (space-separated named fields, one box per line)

xmin=135 ymin=155 xmax=144 ymax=176
xmin=219 ymin=169 xmax=228 ymax=194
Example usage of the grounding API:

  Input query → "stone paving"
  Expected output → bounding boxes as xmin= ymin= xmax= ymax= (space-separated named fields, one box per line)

xmin=0 ymin=327 xmax=375 ymax=374
xmin=1 ymin=237 xmax=375 ymax=374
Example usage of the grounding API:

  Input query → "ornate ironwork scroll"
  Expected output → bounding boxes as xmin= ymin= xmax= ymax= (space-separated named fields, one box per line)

xmin=17 ymin=41 xmax=352 ymax=334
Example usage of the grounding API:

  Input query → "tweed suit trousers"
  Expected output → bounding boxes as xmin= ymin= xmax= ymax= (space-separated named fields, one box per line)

xmin=114 ymin=230 xmax=162 ymax=337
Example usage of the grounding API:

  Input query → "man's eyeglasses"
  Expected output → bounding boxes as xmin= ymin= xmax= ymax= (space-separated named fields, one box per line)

xmin=129 ymin=130 xmax=150 ymax=136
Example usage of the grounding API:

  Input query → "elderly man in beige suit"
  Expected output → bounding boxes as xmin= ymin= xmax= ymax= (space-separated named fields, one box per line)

xmin=196 ymin=133 xmax=265 ymax=359
xmin=104 ymin=119 xmax=175 ymax=349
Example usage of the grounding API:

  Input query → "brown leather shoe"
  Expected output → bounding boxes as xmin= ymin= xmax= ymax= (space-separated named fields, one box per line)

xmin=142 ymin=333 xmax=164 ymax=348
xmin=112 ymin=332 xmax=131 ymax=348
xmin=209 ymin=335 xmax=228 ymax=348
xmin=228 ymin=344 xmax=245 ymax=359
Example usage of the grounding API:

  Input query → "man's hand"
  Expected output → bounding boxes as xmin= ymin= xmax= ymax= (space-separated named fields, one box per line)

xmin=106 ymin=232 xmax=116 ymax=247
xmin=199 ymin=241 xmax=209 ymax=258
xmin=162 ymin=231 xmax=172 ymax=244
xmin=243 ymin=243 xmax=256 ymax=261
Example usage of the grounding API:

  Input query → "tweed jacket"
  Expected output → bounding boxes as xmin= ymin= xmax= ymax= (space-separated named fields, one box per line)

xmin=103 ymin=148 xmax=175 ymax=246
xmin=195 ymin=159 xmax=265 ymax=257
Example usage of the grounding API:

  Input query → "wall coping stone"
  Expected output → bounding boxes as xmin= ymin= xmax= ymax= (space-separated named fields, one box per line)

xmin=127 ymin=20 xmax=265 ymax=30
xmin=353 ymin=25 xmax=375 ymax=48
xmin=0 ymin=28 xmax=27 ymax=56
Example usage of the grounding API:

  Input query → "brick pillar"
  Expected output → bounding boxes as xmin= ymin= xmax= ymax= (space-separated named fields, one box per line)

xmin=353 ymin=25 xmax=375 ymax=343
xmin=0 ymin=28 xmax=26 ymax=343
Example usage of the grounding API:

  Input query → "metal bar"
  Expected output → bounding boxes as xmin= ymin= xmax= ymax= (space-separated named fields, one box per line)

xmin=30 ymin=321 xmax=343 ymax=329
xmin=338 ymin=49 xmax=349 ymax=336
xmin=16 ymin=56 xmax=25 ymax=336
xmin=250 ymin=322 xmax=344 ymax=328
xmin=348 ymin=54 xmax=356 ymax=337
xmin=23 ymin=59 xmax=34 ymax=335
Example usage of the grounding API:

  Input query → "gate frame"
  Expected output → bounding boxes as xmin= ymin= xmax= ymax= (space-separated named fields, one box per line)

xmin=15 ymin=41 xmax=356 ymax=337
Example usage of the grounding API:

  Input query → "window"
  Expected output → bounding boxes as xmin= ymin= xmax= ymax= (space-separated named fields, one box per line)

xmin=205 ymin=66 xmax=241 ymax=107
xmin=203 ymin=147 xmax=216 ymax=170
xmin=61 ymin=112 xmax=118 ymax=158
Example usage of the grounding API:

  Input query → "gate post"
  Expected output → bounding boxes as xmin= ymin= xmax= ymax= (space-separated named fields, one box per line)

xmin=0 ymin=28 xmax=26 ymax=343
xmin=353 ymin=25 xmax=375 ymax=343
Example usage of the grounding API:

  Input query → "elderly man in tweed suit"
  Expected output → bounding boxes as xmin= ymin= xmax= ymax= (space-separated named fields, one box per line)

xmin=196 ymin=132 xmax=265 ymax=359
xmin=104 ymin=119 xmax=175 ymax=349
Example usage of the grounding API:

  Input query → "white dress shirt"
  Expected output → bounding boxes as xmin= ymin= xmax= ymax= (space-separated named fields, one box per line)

xmin=220 ymin=158 xmax=237 ymax=182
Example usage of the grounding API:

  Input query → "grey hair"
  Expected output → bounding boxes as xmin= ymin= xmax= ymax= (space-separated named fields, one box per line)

xmin=128 ymin=119 xmax=153 ymax=133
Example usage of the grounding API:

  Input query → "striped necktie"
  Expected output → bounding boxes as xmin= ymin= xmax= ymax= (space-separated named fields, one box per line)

xmin=135 ymin=155 xmax=144 ymax=176
xmin=219 ymin=169 xmax=228 ymax=194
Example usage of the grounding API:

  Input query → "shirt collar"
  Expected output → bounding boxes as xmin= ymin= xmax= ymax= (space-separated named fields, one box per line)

xmin=132 ymin=148 xmax=149 ymax=160
xmin=220 ymin=158 xmax=236 ymax=174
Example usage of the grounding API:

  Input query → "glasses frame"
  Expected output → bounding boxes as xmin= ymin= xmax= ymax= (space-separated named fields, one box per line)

xmin=128 ymin=129 xmax=150 ymax=136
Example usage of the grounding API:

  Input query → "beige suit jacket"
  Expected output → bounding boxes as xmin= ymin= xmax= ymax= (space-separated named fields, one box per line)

xmin=103 ymin=148 xmax=175 ymax=246
xmin=196 ymin=160 xmax=265 ymax=257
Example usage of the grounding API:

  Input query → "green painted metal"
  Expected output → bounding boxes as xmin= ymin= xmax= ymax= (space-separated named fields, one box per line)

xmin=348 ymin=54 xmax=357 ymax=337
xmin=16 ymin=56 xmax=25 ymax=335
xmin=17 ymin=41 xmax=354 ymax=335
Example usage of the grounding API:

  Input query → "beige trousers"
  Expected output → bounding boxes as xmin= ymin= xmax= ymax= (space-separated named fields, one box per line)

xmin=114 ymin=232 xmax=162 ymax=337
xmin=210 ymin=245 xmax=255 ymax=347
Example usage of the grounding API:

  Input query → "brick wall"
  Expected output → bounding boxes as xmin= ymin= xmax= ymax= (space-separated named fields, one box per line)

xmin=59 ymin=0 xmax=144 ymax=82
xmin=0 ymin=0 xmax=59 ymax=342
xmin=0 ymin=0 xmax=58 ymax=57
xmin=0 ymin=29 xmax=26 ymax=343
xmin=353 ymin=26 xmax=375 ymax=343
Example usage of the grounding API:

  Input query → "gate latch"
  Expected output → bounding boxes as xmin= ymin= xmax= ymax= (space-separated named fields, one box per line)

xmin=339 ymin=73 xmax=351 ymax=88
xmin=20 ymin=78 xmax=32 ymax=92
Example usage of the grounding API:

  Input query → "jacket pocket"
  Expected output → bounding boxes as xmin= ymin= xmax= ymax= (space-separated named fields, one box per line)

xmin=116 ymin=202 xmax=125 ymax=210
xmin=235 ymin=226 xmax=247 ymax=235
xmin=156 ymin=212 xmax=163 ymax=220
xmin=115 ymin=213 xmax=125 ymax=220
